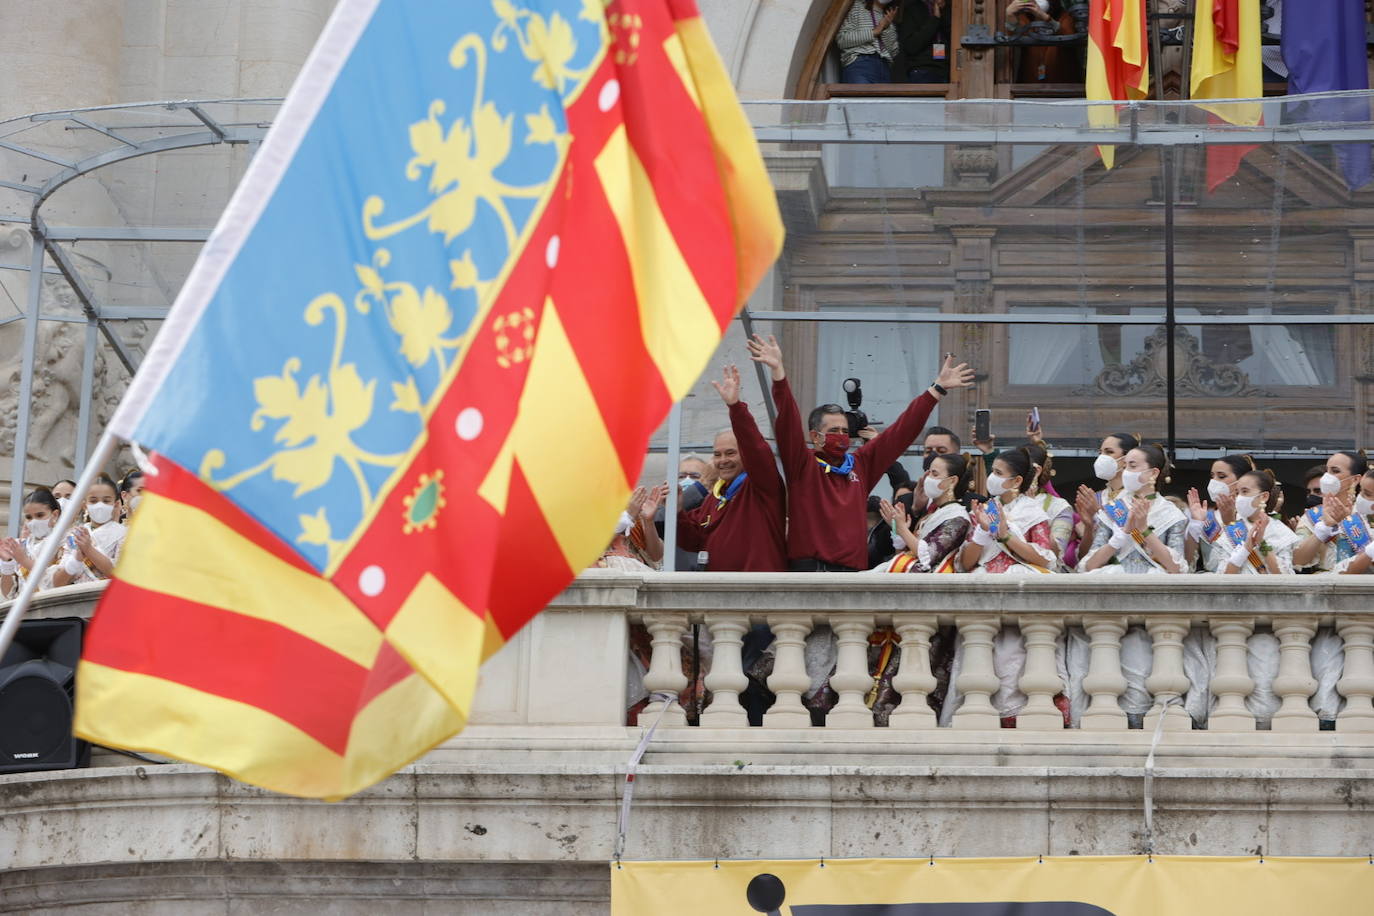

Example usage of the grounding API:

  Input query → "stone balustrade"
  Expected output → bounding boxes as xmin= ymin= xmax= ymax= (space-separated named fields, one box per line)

xmin=6 ymin=573 xmax=1374 ymax=911
xmin=531 ymin=571 xmax=1374 ymax=765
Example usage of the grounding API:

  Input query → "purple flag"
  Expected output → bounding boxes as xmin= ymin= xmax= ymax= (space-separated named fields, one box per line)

xmin=1282 ymin=0 xmax=1372 ymax=190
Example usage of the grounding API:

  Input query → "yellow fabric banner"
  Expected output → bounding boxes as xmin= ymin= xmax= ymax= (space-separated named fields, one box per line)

xmin=611 ymin=856 xmax=1374 ymax=915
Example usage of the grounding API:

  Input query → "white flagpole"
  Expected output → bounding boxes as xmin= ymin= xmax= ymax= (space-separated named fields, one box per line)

xmin=0 ymin=430 xmax=121 ymax=660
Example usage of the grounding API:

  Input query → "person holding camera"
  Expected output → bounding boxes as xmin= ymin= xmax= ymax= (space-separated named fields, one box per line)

xmin=675 ymin=364 xmax=788 ymax=572
xmin=748 ymin=333 xmax=975 ymax=572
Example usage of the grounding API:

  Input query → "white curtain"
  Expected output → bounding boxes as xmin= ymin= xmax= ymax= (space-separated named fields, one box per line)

xmin=1008 ymin=306 xmax=1101 ymax=385
xmin=1247 ymin=325 xmax=1328 ymax=386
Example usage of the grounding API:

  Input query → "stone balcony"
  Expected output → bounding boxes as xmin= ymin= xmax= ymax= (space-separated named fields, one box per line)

xmin=4 ymin=574 xmax=1374 ymax=913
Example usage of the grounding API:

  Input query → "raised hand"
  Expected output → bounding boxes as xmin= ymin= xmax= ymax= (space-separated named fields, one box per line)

xmin=1247 ymin=514 xmax=1269 ymax=552
xmin=1025 ymin=410 xmax=1044 ymax=441
xmin=1127 ymin=498 xmax=1148 ymax=533
xmin=935 ymin=355 xmax=976 ymax=391
xmin=1323 ymin=492 xmax=1352 ymax=527
xmin=710 ymin=364 xmax=742 ymax=406
xmin=641 ymin=484 xmax=668 ymax=520
xmin=971 ymin=500 xmax=991 ymax=532
xmin=1 ymin=537 xmax=32 ymax=570
xmin=72 ymin=525 xmax=94 ymax=558
xmin=971 ymin=425 xmax=996 ymax=455
xmin=1214 ymin=490 xmax=1236 ymax=525
xmin=626 ymin=486 xmax=648 ymax=521
xmin=880 ymin=498 xmax=911 ymax=533
xmin=1186 ymin=487 xmax=1209 ymax=522
xmin=746 ymin=334 xmax=785 ymax=381
xmin=1075 ymin=484 xmax=1098 ymax=521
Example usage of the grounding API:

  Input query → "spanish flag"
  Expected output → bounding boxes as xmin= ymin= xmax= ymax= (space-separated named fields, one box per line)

xmin=74 ymin=0 xmax=782 ymax=800
xmin=1191 ymin=0 xmax=1262 ymax=189
xmin=1086 ymin=0 xmax=1150 ymax=169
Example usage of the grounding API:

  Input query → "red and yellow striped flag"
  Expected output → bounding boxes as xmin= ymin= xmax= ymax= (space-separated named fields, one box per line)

xmin=1191 ymin=0 xmax=1262 ymax=189
xmin=75 ymin=0 xmax=782 ymax=799
xmin=1086 ymin=0 xmax=1149 ymax=169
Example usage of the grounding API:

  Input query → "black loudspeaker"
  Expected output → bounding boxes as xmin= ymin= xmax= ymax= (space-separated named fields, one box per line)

xmin=0 ymin=617 xmax=90 ymax=773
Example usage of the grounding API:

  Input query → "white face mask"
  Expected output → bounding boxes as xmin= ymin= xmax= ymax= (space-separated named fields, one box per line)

xmin=87 ymin=502 xmax=115 ymax=524
xmin=986 ymin=473 xmax=1011 ymax=497
xmin=923 ymin=475 xmax=947 ymax=501
xmin=1093 ymin=453 xmax=1119 ymax=482
xmin=1320 ymin=472 xmax=1343 ymax=495
xmin=26 ymin=517 xmax=51 ymax=538
xmin=129 ymin=495 xmax=142 ymax=512
xmin=1357 ymin=495 xmax=1374 ymax=518
xmin=1033 ymin=0 xmax=1051 ymax=10
xmin=1206 ymin=479 xmax=1230 ymax=502
xmin=57 ymin=497 xmax=70 ymax=514
xmin=1235 ymin=494 xmax=1263 ymax=519
xmin=1122 ymin=469 xmax=1152 ymax=494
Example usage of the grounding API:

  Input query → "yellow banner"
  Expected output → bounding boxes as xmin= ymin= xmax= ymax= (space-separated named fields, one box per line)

xmin=611 ymin=856 xmax=1374 ymax=915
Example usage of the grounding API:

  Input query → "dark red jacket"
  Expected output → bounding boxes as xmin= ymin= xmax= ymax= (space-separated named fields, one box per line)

xmin=677 ymin=400 xmax=786 ymax=571
xmin=773 ymin=378 xmax=937 ymax=569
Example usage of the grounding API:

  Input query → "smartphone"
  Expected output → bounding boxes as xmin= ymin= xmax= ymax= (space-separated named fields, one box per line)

xmin=1029 ymin=406 xmax=1041 ymax=433
xmin=974 ymin=409 xmax=991 ymax=443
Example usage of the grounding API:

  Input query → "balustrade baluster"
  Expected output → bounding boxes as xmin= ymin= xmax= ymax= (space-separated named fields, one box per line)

xmin=1208 ymin=618 xmax=1256 ymax=731
xmin=1017 ymin=616 xmax=1065 ymax=730
xmin=641 ymin=613 xmax=689 ymax=726
xmin=763 ymin=614 xmax=815 ymax=728
xmin=889 ymin=615 xmax=938 ymax=730
xmin=700 ymin=615 xmax=750 ymax=727
xmin=826 ymin=615 xmax=877 ymax=728
xmin=952 ymin=616 xmax=1001 ymax=729
xmin=1144 ymin=617 xmax=1191 ymax=731
xmin=1336 ymin=618 xmax=1374 ymax=732
xmin=1271 ymin=617 xmax=1318 ymax=733
xmin=1080 ymin=616 xmax=1128 ymax=730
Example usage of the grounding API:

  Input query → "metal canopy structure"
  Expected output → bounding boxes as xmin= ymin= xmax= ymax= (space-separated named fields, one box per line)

xmin=5 ymin=94 xmax=1374 ymax=542
xmin=0 ymin=99 xmax=280 ymax=532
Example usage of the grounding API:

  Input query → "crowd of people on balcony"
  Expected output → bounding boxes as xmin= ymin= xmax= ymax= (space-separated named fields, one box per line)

xmin=600 ymin=337 xmax=1374 ymax=579
xmin=834 ymin=0 xmax=1087 ymax=86
xmin=0 ymin=470 xmax=143 ymax=599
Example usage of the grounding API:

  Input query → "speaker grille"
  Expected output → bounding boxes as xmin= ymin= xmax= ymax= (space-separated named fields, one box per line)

xmin=0 ymin=673 xmax=74 ymax=765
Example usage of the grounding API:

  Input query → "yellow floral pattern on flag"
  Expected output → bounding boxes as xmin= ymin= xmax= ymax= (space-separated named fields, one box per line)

xmin=193 ymin=0 xmax=592 ymax=570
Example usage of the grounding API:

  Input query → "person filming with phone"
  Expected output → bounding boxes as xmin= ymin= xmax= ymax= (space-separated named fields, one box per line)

xmin=748 ymin=334 xmax=976 ymax=572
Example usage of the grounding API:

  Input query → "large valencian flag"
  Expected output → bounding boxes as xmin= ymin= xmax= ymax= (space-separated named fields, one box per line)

xmin=74 ymin=0 xmax=782 ymax=799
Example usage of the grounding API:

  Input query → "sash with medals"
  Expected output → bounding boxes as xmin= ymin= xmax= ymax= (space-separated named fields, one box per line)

xmin=981 ymin=498 xmax=1052 ymax=574
xmin=1306 ymin=504 xmax=1353 ymax=547
xmin=1099 ymin=497 xmax=1165 ymax=570
xmin=1202 ymin=509 xmax=1222 ymax=542
xmin=985 ymin=498 xmax=1004 ymax=540
xmin=1341 ymin=514 xmax=1372 ymax=551
xmin=1224 ymin=519 xmax=1266 ymax=571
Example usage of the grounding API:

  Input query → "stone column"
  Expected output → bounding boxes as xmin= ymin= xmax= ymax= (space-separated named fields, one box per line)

xmin=1144 ymin=617 xmax=1191 ymax=731
xmin=952 ymin=616 xmax=1001 ymax=729
xmin=1017 ymin=616 xmax=1065 ymax=730
xmin=1336 ymin=618 xmax=1374 ymax=732
xmin=889 ymin=614 xmax=939 ymax=730
xmin=1080 ymin=615 xmax=1128 ymax=731
xmin=641 ymin=614 xmax=688 ymax=727
xmin=826 ymin=615 xmax=876 ymax=728
xmin=764 ymin=614 xmax=814 ymax=728
xmin=1271 ymin=617 xmax=1319 ymax=733
xmin=700 ymin=615 xmax=750 ymax=727
xmin=1208 ymin=618 xmax=1256 ymax=731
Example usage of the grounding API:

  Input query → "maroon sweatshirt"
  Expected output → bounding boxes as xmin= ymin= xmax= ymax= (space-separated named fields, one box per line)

xmin=677 ymin=400 xmax=786 ymax=571
xmin=773 ymin=378 xmax=937 ymax=569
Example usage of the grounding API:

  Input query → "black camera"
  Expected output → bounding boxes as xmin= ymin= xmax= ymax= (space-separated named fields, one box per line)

xmin=842 ymin=378 xmax=869 ymax=439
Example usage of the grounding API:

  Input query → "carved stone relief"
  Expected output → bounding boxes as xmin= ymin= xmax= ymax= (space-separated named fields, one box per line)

xmin=1079 ymin=325 xmax=1270 ymax=398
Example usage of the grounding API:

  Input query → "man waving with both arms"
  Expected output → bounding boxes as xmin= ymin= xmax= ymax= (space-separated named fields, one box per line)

xmin=747 ymin=333 xmax=975 ymax=572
